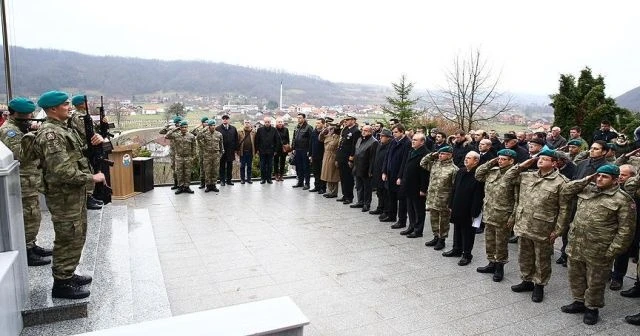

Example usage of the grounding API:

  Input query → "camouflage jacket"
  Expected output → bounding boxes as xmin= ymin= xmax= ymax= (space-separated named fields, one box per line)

xmin=562 ymin=177 xmax=637 ymax=266
xmin=615 ymin=155 xmax=640 ymax=170
xmin=190 ymin=125 xmax=208 ymax=152
xmin=420 ymin=153 xmax=458 ymax=211
xmin=165 ymin=128 xmax=195 ymax=158
xmin=159 ymin=124 xmax=177 ymax=158
xmin=196 ymin=129 xmax=225 ymax=155
xmin=67 ymin=110 xmax=98 ymax=144
xmin=505 ymin=165 xmax=570 ymax=241
xmin=0 ymin=119 xmax=43 ymax=195
xmin=475 ymin=160 xmax=518 ymax=226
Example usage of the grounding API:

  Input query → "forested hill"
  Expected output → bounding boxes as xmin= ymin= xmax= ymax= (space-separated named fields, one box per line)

xmin=0 ymin=46 xmax=389 ymax=105
xmin=616 ymin=85 xmax=640 ymax=112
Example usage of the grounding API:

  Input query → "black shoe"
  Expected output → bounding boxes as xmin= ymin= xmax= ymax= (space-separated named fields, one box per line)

xmin=508 ymin=236 xmax=519 ymax=244
xmin=625 ymin=312 xmax=640 ymax=325
xmin=32 ymin=245 xmax=53 ymax=257
xmin=511 ymin=281 xmax=535 ymax=293
xmin=268 ymin=180 xmax=273 ymax=184
xmin=71 ymin=274 xmax=93 ymax=286
xmin=362 ymin=205 xmax=370 ymax=212
xmin=493 ymin=263 xmax=504 ymax=282
xmin=221 ymin=181 xmax=226 ymax=186
xmin=400 ymin=228 xmax=413 ymax=235
xmin=199 ymin=183 xmax=206 ymax=189
xmin=309 ymin=188 xmax=318 ymax=192
xmin=302 ymin=184 xmax=309 ymax=190
xmin=424 ymin=237 xmax=439 ymax=247
xmin=174 ymin=187 xmax=184 ymax=195
xmin=477 ymin=262 xmax=496 ymax=274
xmin=241 ymin=180 xmax=246 ymax=184
xmin=336 ymin=197 xmax=345 ymax=201
xmin=369 ymin=209 xmax=383 ymax=215
xmin=407 ymin=232 xmax=423 ymax=238
xmin=442 ymin=249 xmax=462 ymax=257
xmin=86 ymin=198 xmax=102 ymax=210
xmin=621 ymin=284 xmax=640 ymax=298
xmin=380 ymin=216 xmax=395 ymax=223
xmin=433 ymin=238 xmax=446 ymax=251
xmin=211 ymin=186 xmax=220 ymax=192
xmin=226 ymin=181 xmax=234 ymax=186
xmin=349 ymin=203 xmax=364 ymax=208
xmin=324 ymin=194 xmax=338 ymax=198
xmin=390 ymin=222 xmax=406 ymax=229
xmin=171 ymin=185 xmax=179 ymax=190
xmin=458 ymin=255 xmax=472 ymax=266
xmin=52 ymin=279 xmax=90 ymax=299
xmin=342 ymin=199 xmax=353 ymax=205
xmin=184 ymin=187 xmax=194 ymax=194
xmin=247 ymin=180 xmax=253 ymax=184
xmin=260 ymin=180 xmax=266 ymax=184
xmin=27 ymin=248 xmax=51 ymax=266
xmin=583 ymin=308 xmax=599 ymax=325
xmin=555 ymin=255 xmax=566 ymax=265
xmin=610 ymin=279 xmax=623 ymax=291
xmin=561 ymin=301 xmax=586 ymax=314
xmin=531 ymin=284 xmax=544 ymax=302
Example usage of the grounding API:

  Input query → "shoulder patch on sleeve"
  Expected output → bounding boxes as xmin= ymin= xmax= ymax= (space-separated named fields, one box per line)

xmin=6 ymin=130 xmax=16 ymax=138
xmin=45 ymin=132 xmax=56 ymax=140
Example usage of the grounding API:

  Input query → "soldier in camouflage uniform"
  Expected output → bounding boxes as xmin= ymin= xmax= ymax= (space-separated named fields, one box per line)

xmin=615 ymin=146 xmax=640 ymax=169
xmin=0 ymin=97 xmax=52 ymax=266
xmin=197 ymin=119 xmax=224 ymax=192
xmin=159 ymin=116 xmax=183 ymax=190
xmin=474 ymin=149 xmax=519 ymax=282
xmin=165 ymin=120 xmax=196 ymax=194
xmin=504 ymin=149 xmax=570 ymax=303
xmin=420 ymin=146 xmax=458 ymax=250
xmin=191 ymin=116 xmax=209 ymax=189
xmin=33 ymin=91 xmax=106 ymax=299
xmin=559 ymin=164 xmax=636 ymax=325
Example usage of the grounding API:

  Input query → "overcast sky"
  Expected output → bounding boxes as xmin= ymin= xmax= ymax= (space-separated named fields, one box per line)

xmin=6 ymin=0 xmax=640 ymax=97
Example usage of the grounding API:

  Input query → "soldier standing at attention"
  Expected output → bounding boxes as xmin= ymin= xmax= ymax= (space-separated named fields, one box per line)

xmin=197 ymin=119 xmax=224 ymax=192
xmin=504 ymin=149 xmax=570 ymax=303
xmin=165 ymin=120 xmax=196 ymax=194
xmin=191 ymin=116 xmax=209 ymax=189
xmin=0 ymin=97 xmax=52 ymax=266
xmin=34 ymin=91 xmax=105 ymax=299
xmin=474 ymin=149 xmax=518 ymax=282
xmin=559 ymin=164 xmax=636 ymax=325
xmin=335 ymin=114 xmax=361 ymax=203
xmin=159 ymin=116 xmax=183 ymax=190
xmin=420 ymin=146 xmax=458 ymax=250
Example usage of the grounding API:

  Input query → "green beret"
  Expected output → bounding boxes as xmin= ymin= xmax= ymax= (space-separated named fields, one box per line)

xmin=596 ymin=164 xmax=620 ymax=176
xmin=200 ymin=116 xmax=209 ymax=123
xmin=71 ymin=95 xmax=86 ymax=106
xmin=538 ymin=149 xmax=556 ymax=158
xmin=438 ymin=146 xmax=452 ymax=153
xmin=172 ymin=116 xmax=182 ymax=123
xmin=497 ymin=149 xmax=517 ymax=159
xmin=179 ymin=120 xmax=188 ymax=127
xmin=207 ymin=119 xmax=216 ymax=126
xmin=567 ymin=139 xmax=582 ymax=147
xmin=37 ymin=91 xmax=69 ymax=109
xmin=8 ymin=97 xmax=36 ymax=114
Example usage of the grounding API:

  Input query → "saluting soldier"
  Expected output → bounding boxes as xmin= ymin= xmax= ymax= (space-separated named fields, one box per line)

xmin=420 ymin=146 xmax=458 ymax=250
xmin=197 ymin=119 xmax=224 ymax=192
xmin=159 ymin=116 xmax=183 ymax=189
xmin=474 ymin=149 xmax=518 ymax=282
xmin=559 ymin=164 xmax=636 ymax=325
xmin=191 ymin=116 xmax=209 ymax=189
xmin=34 ymin=91 xmax=105 ymax=299
xmin=165 ymin=120 xmax=196 ymax=194
xmin=0 ymin=97 xmax=52 ymax=266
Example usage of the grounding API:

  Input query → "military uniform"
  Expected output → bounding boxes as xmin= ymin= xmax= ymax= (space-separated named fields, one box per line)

xmin=561 ymin=175 xmax=636 ymax=312
xmin=420 ymin=152 xmax=458 ymax=243
xmin=165 ymin=124 xmax=196 ymax=192
xmin=67 ymin=105 xmax=103 ymax=209
xmin=191 ymin=119 xmax=208 ymax=187
xmin=159 ymin=118 xmax=181 ymax=189
xmin=197 ymin=122 xmax=224 ymax=192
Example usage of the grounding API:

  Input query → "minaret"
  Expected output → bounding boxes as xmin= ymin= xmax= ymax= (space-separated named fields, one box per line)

xmin=279 ymin=81 xmax=283 ymax=110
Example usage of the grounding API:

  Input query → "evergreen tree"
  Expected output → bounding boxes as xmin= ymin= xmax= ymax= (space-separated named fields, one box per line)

xmin=382 ymin=74 xmax=420 ymax=126
xmin=165 ymin=102 xmax=186 ymax=122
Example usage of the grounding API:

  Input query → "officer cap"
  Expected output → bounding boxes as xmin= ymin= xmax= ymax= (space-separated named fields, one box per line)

xmin=221 ymin=114 xmax=230 ymax=120
xmin=380 ymin=129 xmax=392 ymax=138
xmin=37 ymin=91 xmax=69 ymax=109
xmin=567 ymin=139 xmax=582 ymax=147
xmin=344 ymin=114 xmax=356 ymax=120
xmin=503 ymin=133 xmax=517 ymax=141
xmin=324 ymin=117 xmax=334 ymax=123
xmin=201 ymin=116 xmax=209 ymax=123
xmin=207 ymin=119 xmax=216 ymax=126
xmin=529 ymin=138 xmax=545 ymax=146
xmin=596 ymin=164 xmax=620 ymax=176
xmin=8 ymin=97 xmax=36 ymax=114
xmin=179 ymin=120 xmax=188 ymax=127
xmin=438 ymin=146 xmax=453 ymax=153
xmin=538 ymin=149 xmax=556 ymax=159
xmin=297 ymin=112 xmax=306 ymax=118
xmin=497 ymin=149 xmax=517 ymax=159
xmin=71 ymin=95 xmax=86 ymax=107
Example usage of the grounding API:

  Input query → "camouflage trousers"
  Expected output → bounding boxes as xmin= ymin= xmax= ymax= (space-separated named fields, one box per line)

xmin=47 ymin=190 xmax=88 ymax=280
xmin=429 ymin=209 xmax=451 ymax=239
xmin=175 ymin=156 xmax=193 ymax=187
xmin=518 ymin=236 xmax=553 ymax=285
xmin=568 ymin=258 xmax=611 ymax=309
xmin=22 ymin=195 xmax=42 ymax=249
xmin=203 ymin=154 xmax=221 ymax=185
xmin=485 ymin=223 xmax=510 ymax=263
xmin=198 ymin=152 xmax=205 ymax=181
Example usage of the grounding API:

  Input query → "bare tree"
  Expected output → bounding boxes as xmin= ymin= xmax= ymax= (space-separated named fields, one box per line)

xmin=427 ymin=48 xmax=512 ymax=132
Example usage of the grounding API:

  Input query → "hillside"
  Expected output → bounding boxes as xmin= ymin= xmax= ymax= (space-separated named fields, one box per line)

xmin=616 ymin=85 xmax=640 ymax=112
xmin=0 ymin=46 xmax=390 ymax=105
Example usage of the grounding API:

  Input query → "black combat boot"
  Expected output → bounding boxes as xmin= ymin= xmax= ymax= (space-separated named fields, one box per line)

xmin=204 ymin=185 xmax=213 ymax=192
xmin=492 ymin=263 xmax=504 ymax=282
xmin=433 ymin=238 xmax=446 ymax=251
xmin=52 ymin=278 xmax=91 ymax=299
xmin=174 ymin=186 xmax=184 ymax=195
xmin=511 ymin=281 xmax=535 ymax=292
xmin=27 ymin=248 xmax=51 ymax=266
xmin=621 ymin=282 xmax=640 ymax=298
xmin=71 ymin=274 xmax=93 ymax=286
xmin=476 ymin=262 xmax=496 ymax=274
xmin=184 ymin=186 xmax=194 ymax=194
xmin=625 ymin=312 xmax=640 ymax=325
xmin=199 ymin=180 xmax=206 ymax=189
xmin=171 ymin=174 xmax=179 ymax=190
xmin=583 ymin=308 xmax=599 ymax=325
xmin=531 ymin=284 xmax=544 ymax=302
xmin=561 ymin=301 xmax=586 ymax=314
xmin=424 ymin=236 xmax=439 ymax=247
xmin=32 ymin=245 xmax=53 ymax=257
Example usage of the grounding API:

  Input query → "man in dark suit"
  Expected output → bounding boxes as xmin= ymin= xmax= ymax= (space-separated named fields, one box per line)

xmin=381 ymin=124 xmax=411 ymax=227
xmin=503 ymin=133 xmax=529 ymax=163
xmin=351 ymin=125 xmax=378 ymax=212
xmin=370 ymin=129 xmax=392 ymax=215
xmin=336 ymin=115 xmax=361 ymax=204
xmin=216 ymin=114 xmax=238 ymax=185
xmin=309 ymin=118 xmax=326 ymax=193
xmin=401 ymin=133 xmax=430 ymax=238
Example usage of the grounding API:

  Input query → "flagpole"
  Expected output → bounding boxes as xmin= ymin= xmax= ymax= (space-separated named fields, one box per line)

xmin=1 ymin=0 xmax=12 ymax=102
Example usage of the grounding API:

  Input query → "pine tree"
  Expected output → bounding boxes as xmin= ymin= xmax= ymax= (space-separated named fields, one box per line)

xmin=382 ymin=74 xmax=420 ymax=126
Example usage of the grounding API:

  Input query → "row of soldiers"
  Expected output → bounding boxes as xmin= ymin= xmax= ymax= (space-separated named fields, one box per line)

xmin=0 ymin=92 xmax=108 ymax=299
